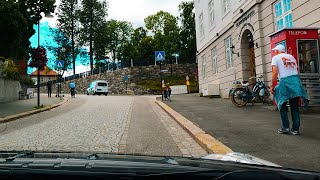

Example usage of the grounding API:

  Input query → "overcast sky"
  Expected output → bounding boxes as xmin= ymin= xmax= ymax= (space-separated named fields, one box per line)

xmin=43 ymin=0 xmax=192 ymax=28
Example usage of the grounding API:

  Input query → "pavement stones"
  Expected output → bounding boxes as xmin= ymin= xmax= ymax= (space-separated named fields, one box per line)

xmin=0 ymin=95 xmax=207 ymax=159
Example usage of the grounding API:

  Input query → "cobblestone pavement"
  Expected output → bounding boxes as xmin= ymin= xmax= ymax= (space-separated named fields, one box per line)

xmin=0 ymin=95 xmax=133 ymax=152
xmin=0 ymin=95 xmax=207 ymax=158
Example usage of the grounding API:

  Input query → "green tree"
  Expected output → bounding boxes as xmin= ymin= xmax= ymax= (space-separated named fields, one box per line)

xmin=94 ymin=20 xmax=133 ymax=69
xmin=56 ymin=0 xmax=80 ymax=75
xmin=0 ymin=0 xmax=55 ymax=60
xmin=78 ymin=0 xmax=108 ymax=71
xmin=46 ymin=28 xmax=73 ymax=76
xmin=178 ymin=1 xmax=196 ymax=63
xmin=144 ymin=11 xmax=179 ymax=61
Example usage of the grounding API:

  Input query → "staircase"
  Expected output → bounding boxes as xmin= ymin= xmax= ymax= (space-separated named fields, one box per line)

xmin=300 ymin=74 xmax=320 ymax=107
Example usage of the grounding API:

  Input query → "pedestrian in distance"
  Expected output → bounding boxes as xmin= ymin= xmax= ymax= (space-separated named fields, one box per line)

xmin=47 ymin=80 xmax=52 ymax=98
xmin=271 ymin=44 xmax=309 ymax=135
xmin=164 ymin=83 xmax=171 ymax=101
xmin=69 ymin=81 xmax=76 ymax=98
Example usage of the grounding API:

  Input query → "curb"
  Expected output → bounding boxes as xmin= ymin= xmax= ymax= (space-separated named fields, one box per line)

xmin=156 ymin=100 xmax=233 ymax=154
xmin=0 ymin=98 xmax=69 ymax=123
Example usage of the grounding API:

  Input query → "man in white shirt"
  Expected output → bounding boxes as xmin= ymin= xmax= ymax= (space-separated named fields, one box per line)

xmin=271 ymin=44 xmax=307 ymax=135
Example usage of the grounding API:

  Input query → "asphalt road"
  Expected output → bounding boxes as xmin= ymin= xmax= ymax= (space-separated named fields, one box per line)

xmin=0 ymin=95 xmax=206 ymax=158
xmin=163 ymin=94 xmax=320 ymax=172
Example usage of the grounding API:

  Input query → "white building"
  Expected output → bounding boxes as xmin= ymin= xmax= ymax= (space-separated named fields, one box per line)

xmin=195 ymin=0 xmax=320 ymax=104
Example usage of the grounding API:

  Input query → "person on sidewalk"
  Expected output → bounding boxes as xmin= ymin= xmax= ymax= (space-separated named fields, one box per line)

xmin=69 ymin=81 xmax=75 ymax=98
xmin=47 ymin=80 xmax=52 ymax=98
xmin=270 ymin=44 xmax=309 ymax=135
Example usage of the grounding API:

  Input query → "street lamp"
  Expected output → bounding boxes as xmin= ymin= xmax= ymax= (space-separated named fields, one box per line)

xmin=172 ymin=53 xmax=179 ymax=64
xmin=36 ymin=6 xmax=53 ymax=107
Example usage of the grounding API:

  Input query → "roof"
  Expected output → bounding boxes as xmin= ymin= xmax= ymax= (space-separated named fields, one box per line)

xmin=30 ymin=66 xmax=59 ymax=76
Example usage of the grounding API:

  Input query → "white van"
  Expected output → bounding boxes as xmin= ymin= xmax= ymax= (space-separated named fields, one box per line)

xmin=86 ymin=80 xmax=109 ymax=96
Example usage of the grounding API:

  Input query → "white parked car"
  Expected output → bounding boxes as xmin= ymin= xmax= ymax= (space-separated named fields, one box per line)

xmin=86 ymin=80 xmax=109 ymax=96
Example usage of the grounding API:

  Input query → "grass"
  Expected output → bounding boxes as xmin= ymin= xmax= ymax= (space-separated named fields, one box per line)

xmin=136 ymin=76 xmax=199 ymax=92
xmin=34 ymin=104 xmax=44 ymax=109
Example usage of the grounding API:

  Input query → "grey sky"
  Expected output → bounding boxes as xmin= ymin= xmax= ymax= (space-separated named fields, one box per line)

xmin=44 ymin=0 xmax=192 ymax=28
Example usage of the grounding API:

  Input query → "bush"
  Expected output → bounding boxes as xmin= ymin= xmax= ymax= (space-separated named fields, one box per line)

xmin=3 ymin=59 xmax=18 ymax=79
xmin=20 ymin=76 xmax=35 ymax=87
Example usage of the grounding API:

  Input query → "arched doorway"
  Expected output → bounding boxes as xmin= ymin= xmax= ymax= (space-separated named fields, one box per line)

xmin=241 ymin=30 xmax=256 ymax=82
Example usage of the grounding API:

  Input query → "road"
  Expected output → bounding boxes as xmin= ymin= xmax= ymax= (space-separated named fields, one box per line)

xmin=0 ymin=95 xmax=207 ymax=158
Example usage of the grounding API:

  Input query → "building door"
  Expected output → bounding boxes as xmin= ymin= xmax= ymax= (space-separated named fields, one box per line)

xmin=241 ymin=30 xmax=256 ymax=82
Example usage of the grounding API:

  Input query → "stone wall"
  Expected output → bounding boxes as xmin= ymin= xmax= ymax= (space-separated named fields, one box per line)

xmin=39 ymin=63 xmax=197 ymax=95
xmin=0 ymin=78 xmax=22 ymax=103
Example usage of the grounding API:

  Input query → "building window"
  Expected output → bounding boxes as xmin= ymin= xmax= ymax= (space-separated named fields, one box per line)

xmin=225 ymin=36 xmax=233 ymax=69
xmin=202 ymin=55 xmax=206 ymax=78
xmin=223 ymin=0 xmax=230 ymax=15
xmin=199 ymin=13 xmax=204 ymax=38
xmin=274 ymin=0 xmax=293 ymax=31
xmin=40 ymin=77 xmax=44 ymax=83
xmin=208 ymin=0 xmax=215 ymax=28
xmin=211 ymin=47 xmax=218 ymax=74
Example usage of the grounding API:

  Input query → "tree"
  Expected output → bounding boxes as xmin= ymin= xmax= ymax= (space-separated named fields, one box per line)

xmin=178 ymin=1 xmax=196 ymax=63
xmin=94 ymin=20 xmax=133 ymax=69
xmin=56 ymin=0 xmax=80 ymax=75
xmin=46 ymin=28 xmax=74 ymax=76
xmin=0 ymin=0 xmax=55 ymax=60
xmin=144 ymin=11 xmax=180 ymax=60
xmin=78 ymin=0 xmax=108 ymax=71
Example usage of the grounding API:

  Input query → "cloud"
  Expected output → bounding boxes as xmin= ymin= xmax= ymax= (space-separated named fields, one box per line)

xmin=63 ymin=64 xmax=90 ymax=77
xmin=43 ymin=0 xmax=192 ymax=28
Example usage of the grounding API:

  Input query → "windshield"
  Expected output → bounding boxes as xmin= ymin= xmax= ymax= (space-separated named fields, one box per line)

xmin=97 ymin=82 xmax=107 ymax=86
xmin=0 ymin=0 xmax=319 ymax=175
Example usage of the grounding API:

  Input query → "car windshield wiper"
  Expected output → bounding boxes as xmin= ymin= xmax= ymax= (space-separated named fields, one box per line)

xmin=5 ymin=151 xmax=34 ymax=161
xmin=154 ymin=169 xmax=320 ymax=180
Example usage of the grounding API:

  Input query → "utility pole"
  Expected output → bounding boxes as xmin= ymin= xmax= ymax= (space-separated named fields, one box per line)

xmin=71 ymin=0 xmax=76 ymax=75
xmin=89 ymin=1 xmax=93 ymax=72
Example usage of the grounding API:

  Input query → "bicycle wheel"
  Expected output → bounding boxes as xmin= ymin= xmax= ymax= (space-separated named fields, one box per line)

xmin=258 ymin=87 xmax=273 ymax=104
xmin=231 ymin=89 xmax=249 ymax=107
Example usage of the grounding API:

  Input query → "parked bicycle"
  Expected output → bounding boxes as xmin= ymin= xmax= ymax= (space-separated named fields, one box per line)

xmin=229 ymin=75 xmax=272 ymax=107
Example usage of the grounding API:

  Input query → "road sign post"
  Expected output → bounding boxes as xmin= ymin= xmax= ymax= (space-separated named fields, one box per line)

xmin=56 ymin=61 xmax=64 ymax=99
xmin=155 ymin=51 xmax=165 ymax=99
xmin=124 ymin=75 xmax=129 ymax=95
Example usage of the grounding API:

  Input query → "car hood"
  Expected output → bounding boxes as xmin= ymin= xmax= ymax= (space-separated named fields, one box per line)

xmin=202 ymin=152 xmax=281 ymax=167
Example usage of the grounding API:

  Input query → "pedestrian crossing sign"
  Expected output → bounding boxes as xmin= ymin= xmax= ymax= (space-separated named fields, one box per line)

xmin=155 ymin=51 xmax=165 ymax=61
xmin=56 ymin=60 xmax=64 ymax=69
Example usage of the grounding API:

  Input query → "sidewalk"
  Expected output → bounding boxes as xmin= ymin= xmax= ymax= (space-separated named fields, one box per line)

xmin=0 ymin=94 xmax=63 ymax=118
xmin=162 ymin=94 xmax=320 ymax=171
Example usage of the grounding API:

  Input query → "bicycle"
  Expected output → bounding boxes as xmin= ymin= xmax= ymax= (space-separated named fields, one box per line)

xmin=229 ymin=75 xmax=273 ymax=107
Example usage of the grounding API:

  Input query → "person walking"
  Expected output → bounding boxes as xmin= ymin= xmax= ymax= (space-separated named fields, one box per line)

xmin=47 ymin=80 xmax=52 ymax=98
xmin=271 ymin=44 xmax=309 ymax=135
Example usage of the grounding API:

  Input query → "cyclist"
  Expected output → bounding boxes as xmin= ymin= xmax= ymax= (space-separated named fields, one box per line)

xmin=69 ymin=81 xmax=76 ymax=98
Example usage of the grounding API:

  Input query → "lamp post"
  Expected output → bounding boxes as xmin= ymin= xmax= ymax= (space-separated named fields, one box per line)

xmin=36 ymin=2 xmax=53 ymax=107
xmin=172 ymin=53 xmax=179 ymax=64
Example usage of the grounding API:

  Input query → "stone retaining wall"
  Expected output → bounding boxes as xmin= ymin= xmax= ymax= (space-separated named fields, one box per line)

xmin=39 ymin=63 xmax=197 ymax=95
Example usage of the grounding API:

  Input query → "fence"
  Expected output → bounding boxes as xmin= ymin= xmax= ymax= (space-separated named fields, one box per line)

xmin=38 ymin=65 xmax=114 ymax=87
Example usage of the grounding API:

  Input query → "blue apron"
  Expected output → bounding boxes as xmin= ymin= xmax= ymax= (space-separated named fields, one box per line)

xmin=274 ymin=75 xmax=309 ymax=110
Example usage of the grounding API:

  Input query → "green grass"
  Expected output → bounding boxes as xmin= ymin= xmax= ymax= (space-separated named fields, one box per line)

xmin=34 ymin=104 xmax=44 ymax=109
xmin=136 ymin=76 xmax=199 ymax=92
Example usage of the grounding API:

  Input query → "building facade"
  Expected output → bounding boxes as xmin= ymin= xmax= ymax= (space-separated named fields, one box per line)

xmin=30 ymin=66 xmax=59 ymax=85
xmin=195 ymin=0 xmax=320 ymax=98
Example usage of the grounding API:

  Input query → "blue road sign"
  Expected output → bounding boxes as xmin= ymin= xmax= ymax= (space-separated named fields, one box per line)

xmin=155 ymin=51 xmax=165 ymax=61
xmin=56 ymin=60 xmax=64 ymax=68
